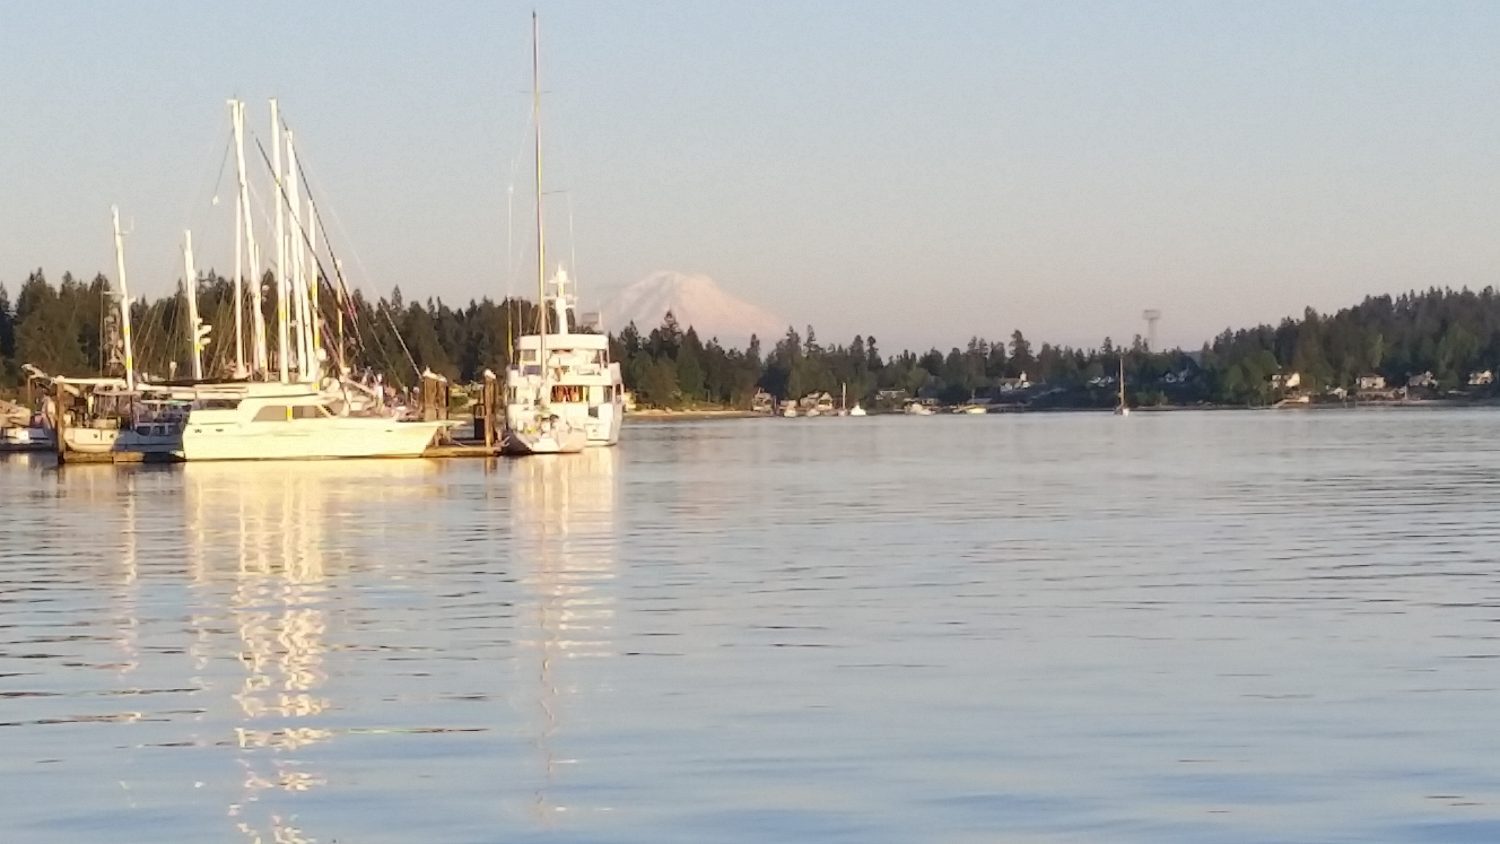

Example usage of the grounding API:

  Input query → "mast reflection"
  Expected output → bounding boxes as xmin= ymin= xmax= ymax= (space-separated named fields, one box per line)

xmin=508 ymin=448 xmax=619 ymax=822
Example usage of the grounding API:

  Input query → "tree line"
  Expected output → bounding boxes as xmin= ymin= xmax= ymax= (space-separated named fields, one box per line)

xmin=4 ymin=268 xmax=1500 ymax=407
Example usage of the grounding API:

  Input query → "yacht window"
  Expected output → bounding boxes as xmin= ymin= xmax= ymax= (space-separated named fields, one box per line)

xmin=253 ymin=405 xmax=289 ymax=422
xmin=604 ymin=386 xmax=614 ymax=401
xmin=291 ymin=405 xmax=323 ymax=420
xmin=201 ymin=399 xmax=240 ymax=410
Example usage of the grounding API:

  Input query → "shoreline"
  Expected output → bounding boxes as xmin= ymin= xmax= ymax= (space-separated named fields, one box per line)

xmin=620 ymin=398 xmax=1499 ymax=422
xmin=625 ymin=409 xmax=764 ymax=422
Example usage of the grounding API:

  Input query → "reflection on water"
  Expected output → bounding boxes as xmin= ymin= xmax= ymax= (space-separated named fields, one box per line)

xmin=510 ymin=449 xmax=619 ymax=823
xmin=5 ymin=414 xmax=1500 ymax=842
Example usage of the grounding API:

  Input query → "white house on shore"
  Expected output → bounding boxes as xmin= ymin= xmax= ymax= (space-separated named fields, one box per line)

xmin=1271 ymin=371 xmax=1302 ymax=390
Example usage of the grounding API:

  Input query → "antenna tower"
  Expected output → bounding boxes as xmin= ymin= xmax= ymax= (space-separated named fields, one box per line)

xmin=1142 ymin=309 xmax=1162 ymax=351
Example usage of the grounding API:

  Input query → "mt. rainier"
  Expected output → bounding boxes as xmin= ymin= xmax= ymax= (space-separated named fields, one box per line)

xmin=601 ymin=271 xmax=785 ymax=350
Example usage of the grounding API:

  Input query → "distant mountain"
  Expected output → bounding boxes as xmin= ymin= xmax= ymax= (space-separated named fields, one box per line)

xmin=601 ymin=271 xmax=785 ymax=350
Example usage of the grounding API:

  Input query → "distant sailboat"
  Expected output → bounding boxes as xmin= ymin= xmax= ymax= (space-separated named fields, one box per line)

xmin=1114 ymin=357 xmax=1130 ymax=417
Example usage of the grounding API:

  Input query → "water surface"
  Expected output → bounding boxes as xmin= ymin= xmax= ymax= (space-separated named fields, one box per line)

xmin=2 ymin=411 xmax=1498 ymax=842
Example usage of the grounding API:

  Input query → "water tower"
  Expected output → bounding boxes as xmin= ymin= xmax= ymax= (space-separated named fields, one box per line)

xmin=1142 ymin=309 xmax=1162 ymax=351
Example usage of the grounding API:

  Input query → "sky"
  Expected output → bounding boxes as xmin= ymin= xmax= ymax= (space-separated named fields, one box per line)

xmin=3 ymin=1 xmax=1500 ymax=353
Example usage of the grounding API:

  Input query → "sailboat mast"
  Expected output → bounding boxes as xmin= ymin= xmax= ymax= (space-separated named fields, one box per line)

xmin=271 ymin=98 xmax=290 ymax=383
xmin=229 ymin=102 xmax=244 ymax=376
xmin=286 ymin=129 xmax=312 ymax=381
xmin=232 ymin=99 xmax=266 ymax=377
xmin=110 ymin=206 xmax=137 ymax=391
xmin=183 ymin=229 xmax=203 ymax=380
xmin=533 ymin=12 xmax=548 ymax=347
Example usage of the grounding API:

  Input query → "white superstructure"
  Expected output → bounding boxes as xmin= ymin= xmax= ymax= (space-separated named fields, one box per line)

xmin=505 ymin=269 xmax=625 ymax=447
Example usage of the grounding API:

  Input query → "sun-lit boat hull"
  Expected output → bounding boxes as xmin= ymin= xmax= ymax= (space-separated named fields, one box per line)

xmin=179 ymin=417 xmax=446 ymax=461
xmin=503 ymin=428 xmax=588 ymax=456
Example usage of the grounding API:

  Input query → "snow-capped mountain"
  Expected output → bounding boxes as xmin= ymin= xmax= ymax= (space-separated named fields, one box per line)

xmin=601 ymin=271 xmax=785 ymax=350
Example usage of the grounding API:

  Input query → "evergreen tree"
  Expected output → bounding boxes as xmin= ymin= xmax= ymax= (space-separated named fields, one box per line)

xmin=1009 ymin=329 xmax=1034 ymax=376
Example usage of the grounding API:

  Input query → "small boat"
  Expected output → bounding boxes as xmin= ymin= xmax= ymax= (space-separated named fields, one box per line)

xmin=848 ymin=404 xmax=867 ymax=417
xmin=903 ymin=401 xmax=934 ymax=416
xmin=503 ymin=414 xmax=587 ymax=455
xmin=1114 ymin=357 xmax=1130 ymax=416
xmin=0 ymin=425 xmax=52 ymax=452
xmin=957 ymin=404 xmax=987 ymax=415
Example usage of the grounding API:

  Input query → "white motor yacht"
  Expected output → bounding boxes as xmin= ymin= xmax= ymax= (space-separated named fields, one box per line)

xmin=177 ymin=382 xmax=449 ymax=461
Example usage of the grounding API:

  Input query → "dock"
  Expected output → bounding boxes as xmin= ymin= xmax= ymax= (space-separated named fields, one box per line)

xmin=423 ymin=440 xmax=504 ymax=459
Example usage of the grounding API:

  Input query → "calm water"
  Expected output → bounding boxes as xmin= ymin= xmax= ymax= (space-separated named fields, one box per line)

xmin=2 ymin=411 xmax=1499 ymax=843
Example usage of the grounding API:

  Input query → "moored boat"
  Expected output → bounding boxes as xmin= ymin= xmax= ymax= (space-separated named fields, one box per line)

xmin=501 ymin=14 xmax=613 ymax=456
xmin=176 ymin=382 xmax=449 ymax=461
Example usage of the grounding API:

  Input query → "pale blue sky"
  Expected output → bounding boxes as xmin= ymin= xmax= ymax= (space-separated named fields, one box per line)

xmin=3 ymin=1 xmax=1499 ymax=351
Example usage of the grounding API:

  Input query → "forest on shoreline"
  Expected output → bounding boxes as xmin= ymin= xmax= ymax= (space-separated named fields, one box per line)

xmin=4 ymin=268 xmax=1500 ymax=409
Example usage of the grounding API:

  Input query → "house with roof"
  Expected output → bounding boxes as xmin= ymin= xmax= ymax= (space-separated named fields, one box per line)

xmin=1407 ymin=371 xmax=1437 ymax=390
xmin=998 ymin=371 xmax=1031 ymax=393
xmin=1271 ymin=371 xmax=1302 ymax=390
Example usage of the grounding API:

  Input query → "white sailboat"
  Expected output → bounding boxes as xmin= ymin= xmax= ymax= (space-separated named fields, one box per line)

xmin=1114 ymin=357 xmax=1130 ymax=416
xmin=57 ymin=207 xmax=184 ymax=457
xmin=503 ymin=14 xmax=595 ymax=456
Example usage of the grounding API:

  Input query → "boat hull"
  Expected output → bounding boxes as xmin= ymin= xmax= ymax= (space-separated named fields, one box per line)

xmin=503 ymin=428 xmax=588 ymax=455
xmin=178 ymin=418 xmax=446 ymax=461
xmin=63 ymin=426 xmax=181 ymax=455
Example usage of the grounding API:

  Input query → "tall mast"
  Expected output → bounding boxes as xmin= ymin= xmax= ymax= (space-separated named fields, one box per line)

xmin=110 ymin=206 xmax=137 ymax=391
xmin=271 ymin=98 xmax=290 ymax=383
xmin=232 ymin=99 xmax=266 ymax=377
xmin=183 ymin=229 xmax=203 ymax=380
xmin=286 ymin=129 xmax=311 ymax=381
xmin=533 ymin=11 xmax=548 ymax=355
xmin=229 ymin=100 xmax=244 ymax=376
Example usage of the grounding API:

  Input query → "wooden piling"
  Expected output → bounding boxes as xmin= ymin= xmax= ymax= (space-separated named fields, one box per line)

xmin=482 ymin=372 xmax=498 ymax=449
xmin=53 ymin=382 xmax=66 ymax=464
